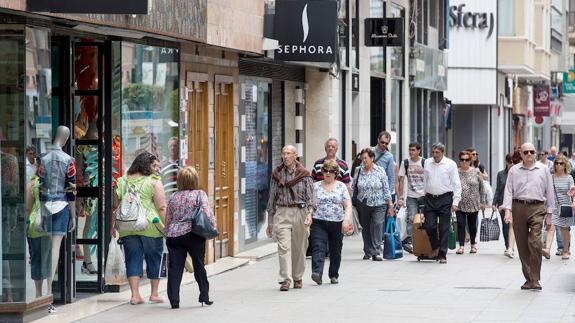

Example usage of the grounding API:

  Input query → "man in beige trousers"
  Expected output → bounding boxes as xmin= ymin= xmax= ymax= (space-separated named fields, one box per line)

xmin=267 ymin=145 xmax=315 ymax=291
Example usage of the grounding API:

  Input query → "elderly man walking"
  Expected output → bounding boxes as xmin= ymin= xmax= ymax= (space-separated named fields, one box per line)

xmin=423 ymin=143 xmax=461 ymax=264
xmin=503 ymin=143 xmax=555 ymax=291
xmin=267 ymin=145 xmax=315 ymax=291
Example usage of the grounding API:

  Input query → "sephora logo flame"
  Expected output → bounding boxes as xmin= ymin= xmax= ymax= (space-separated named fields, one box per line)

xmin=302 ymin=4 xmax=309 ymax=42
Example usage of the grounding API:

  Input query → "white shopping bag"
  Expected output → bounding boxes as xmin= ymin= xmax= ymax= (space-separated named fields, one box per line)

xmin=105 ymin=238 xmax=127 ymax=285
xmin=396 ymin=207 xmax=408 ymax=242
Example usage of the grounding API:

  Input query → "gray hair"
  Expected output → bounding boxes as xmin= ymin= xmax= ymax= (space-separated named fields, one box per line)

xmin=325 ymin=138 xmax=339 ymax=146
xmin=431 ymin=142 xmax=445 ymax=153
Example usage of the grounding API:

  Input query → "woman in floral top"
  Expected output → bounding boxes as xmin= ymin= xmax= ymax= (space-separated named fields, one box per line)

xmin=455 ymin=151 xmax=485 ymax=255
xmin=352 ymin=148 xmax=394 ymax=261
xmin=165 ymin=166 xmax=216 ymax=309
xmin=310 ymin=159 xmax=352 ymax=285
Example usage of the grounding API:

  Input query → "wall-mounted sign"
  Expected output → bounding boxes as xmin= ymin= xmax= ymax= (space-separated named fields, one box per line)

xmin=533 ymin=85 xmax=551 ymax=117
xmin=274 ymin=0 xmax=338 ymax=63
xmin=28 ymin=0 xmax=148 ymax=14
xmin=364 ymin=18 xmax=404 ymax=47
xmin=449 ymin=3 xmax=495 ymax=39
xmin=563 ymin=70 xmax=575 ymax=94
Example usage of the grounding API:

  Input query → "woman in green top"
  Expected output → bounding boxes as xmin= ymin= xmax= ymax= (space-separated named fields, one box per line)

xmin=26 ymin=175 xmax=51 ymax=298
xmin=112 ymin=152 xmax=167 ymax=305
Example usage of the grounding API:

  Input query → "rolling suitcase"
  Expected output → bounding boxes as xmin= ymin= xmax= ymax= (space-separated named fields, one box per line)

xmin=412 ymin=213 xmax=434 ymax=261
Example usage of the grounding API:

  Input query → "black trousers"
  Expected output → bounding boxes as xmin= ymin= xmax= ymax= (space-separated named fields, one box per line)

xmin=166 ymin=232 xmax=209 ymax=305
xmin=456 ymin=211 xmax=478 ymax=246
xmin=310 ymin=219 xmax=343 ymax=279
xmin=423 ymin=193 xmax=453 ymax=259
xmin=499 ymin=210 xmax=510 ymax=249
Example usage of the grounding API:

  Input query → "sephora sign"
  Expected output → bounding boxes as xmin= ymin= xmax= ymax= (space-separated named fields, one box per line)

xmin=274 ymin=1 xmax=338 ymax=63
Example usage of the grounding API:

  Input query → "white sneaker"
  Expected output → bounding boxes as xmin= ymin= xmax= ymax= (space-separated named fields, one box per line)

xmin=48 ymin=304 xmax=56 ymax=313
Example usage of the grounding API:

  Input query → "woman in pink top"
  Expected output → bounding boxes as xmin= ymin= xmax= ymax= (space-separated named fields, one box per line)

xmin=165 ymin=166 xmax=216 ymax=309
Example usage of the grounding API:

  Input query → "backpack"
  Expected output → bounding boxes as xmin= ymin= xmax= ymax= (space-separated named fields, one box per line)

xmin=115 ymin=182 xmax=149 ymax=232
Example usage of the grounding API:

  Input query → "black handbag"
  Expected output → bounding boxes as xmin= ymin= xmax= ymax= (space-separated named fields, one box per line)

xmin=351 ymin=169 xmax=365 ymax=207
xmin=191 ymin=192 xmax=219 ymax=239
xmin=553 ymin=177 xmax=573 ymax=218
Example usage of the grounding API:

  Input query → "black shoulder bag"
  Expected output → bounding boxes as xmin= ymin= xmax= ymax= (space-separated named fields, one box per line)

xmin=351 ymin=169 xmax=365 ymax=208
xmin=553 ymin=176 xmax=573 ymax=218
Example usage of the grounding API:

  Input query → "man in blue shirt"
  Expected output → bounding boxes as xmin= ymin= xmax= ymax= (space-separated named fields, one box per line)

xmin=372 ymin=131 xmax=395 ymax=201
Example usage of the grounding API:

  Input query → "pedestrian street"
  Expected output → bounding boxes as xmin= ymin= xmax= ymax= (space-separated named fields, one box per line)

xmin=75 ymin=220 xmax=575 ymax=323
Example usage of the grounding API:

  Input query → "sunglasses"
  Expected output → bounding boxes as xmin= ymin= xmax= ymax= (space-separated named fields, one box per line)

xmin=322 ymin=169 xmax=338 ymax=174
xmin=460 ymin=158 xmax=470 ymax=162
xmin=471 ymin=153 xmax=477 ymax=156
xmin=539 ymin=153 xmax=547 ymax=156
xmin=555 ymin=162 xmax=565 ymax=165
xmin=523 ymin=150 xmax=536 ymax=155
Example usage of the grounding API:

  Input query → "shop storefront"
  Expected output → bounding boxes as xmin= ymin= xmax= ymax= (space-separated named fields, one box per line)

xmin=238 ymin=58 xmax=305 ymax=250
xmin=0 ymin=14 xmax=180 ymax=318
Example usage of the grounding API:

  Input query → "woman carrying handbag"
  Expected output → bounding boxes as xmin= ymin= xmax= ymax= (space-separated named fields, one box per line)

xmin=164 ymin=167 xmax=217 ymax=309
xmin=545 ymin=155 xmax=574 ymax=260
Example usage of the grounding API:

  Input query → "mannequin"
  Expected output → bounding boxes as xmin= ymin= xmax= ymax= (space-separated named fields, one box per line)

xmin=38 ymin=126 xmax=76 ymax=308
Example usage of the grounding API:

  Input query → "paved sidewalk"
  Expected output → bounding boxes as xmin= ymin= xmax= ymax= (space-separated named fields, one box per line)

xmin=73 ymin=230 xmax=575 ymax=323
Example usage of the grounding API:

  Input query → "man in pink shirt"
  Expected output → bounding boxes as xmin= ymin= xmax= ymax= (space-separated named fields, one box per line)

xmin=503 ymin=143 xmax=556 ymax=291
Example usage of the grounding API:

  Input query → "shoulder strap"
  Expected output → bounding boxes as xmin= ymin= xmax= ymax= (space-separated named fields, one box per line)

xmin=374 ymin=150 xmax=385 ymax=164
xmin=403 ymin=159 xmax=409 ymax=175
xmin=552 ymin=176 xmax=560 ymax=206
xmin=421 ymin=158 xmax=425 ymax=168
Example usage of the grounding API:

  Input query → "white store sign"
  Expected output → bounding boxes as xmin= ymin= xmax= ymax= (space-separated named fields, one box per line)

xmin=445 ymin=0 xmax=497 ymax=105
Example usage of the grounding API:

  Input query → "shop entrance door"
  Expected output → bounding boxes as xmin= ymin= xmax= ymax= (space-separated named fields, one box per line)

xmin=71 ymin=41 xmax=106 ymax=294
xmin=214 ymin=79 xmax=234 ymax=258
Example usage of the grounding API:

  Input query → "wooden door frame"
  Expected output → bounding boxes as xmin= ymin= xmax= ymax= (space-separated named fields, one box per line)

xmin=185 ymin=72 xmax=209 ymax=192
xmin=214 ymin=75 xmax=234 ymax=257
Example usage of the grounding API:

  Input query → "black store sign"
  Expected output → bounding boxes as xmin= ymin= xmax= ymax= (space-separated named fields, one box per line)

xmin=365 ymin=18 xmax=404 ymax=47
xmin=28 ymin=0 xmax=148 ymax=14
xmin=275 ymin=1 xmax=338 ymax=63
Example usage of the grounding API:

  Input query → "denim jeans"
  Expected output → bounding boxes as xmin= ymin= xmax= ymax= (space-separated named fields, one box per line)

xmin=310 ymin=219 xmax=343 ymax=278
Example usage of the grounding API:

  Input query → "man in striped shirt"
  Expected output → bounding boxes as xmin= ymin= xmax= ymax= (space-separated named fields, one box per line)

xmin=311 ymin=138 xmax=351 ymax=189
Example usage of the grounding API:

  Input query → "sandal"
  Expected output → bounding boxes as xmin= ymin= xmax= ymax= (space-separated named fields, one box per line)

xmin=470 ymin=246 xmax=478 ymax=254
xmin=130 ymin=297 xmax=145 ymax=305
xmin=456 ymin=247 xmax=464 ymax=255
xmin=542 ymin=249 xmax=551 ymax=259
xmin=149 ymin=296 xmax=165 ymax=303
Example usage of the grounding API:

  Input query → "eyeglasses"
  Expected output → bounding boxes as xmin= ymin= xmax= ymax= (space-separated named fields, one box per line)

xmin=523 ymin=150 xmax=536 ymax=155
xmin=460 ymin=158 xmax=470 ymax=162
xmin=555 ymin=162 xmax=565 ymax=165
xmin=322 ymin=169 xmax=338 ymax=174
xmin=379 ymin=141 xmax=390 ymax=146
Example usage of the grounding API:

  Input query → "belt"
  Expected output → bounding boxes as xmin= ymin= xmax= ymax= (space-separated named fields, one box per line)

xmin=276 ymin=203 xmax=307 ymax=209
xmin=512 ymin=199 xmax=544 ymax=205
xmin=425 ymin=192 xmax=453 ymax=199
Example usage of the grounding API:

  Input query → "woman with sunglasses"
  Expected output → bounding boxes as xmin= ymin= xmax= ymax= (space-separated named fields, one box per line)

xmin=455 ymin=151 xmax=486 ymax=254
xmin=310 ymin=159 xmax=353 ymax=285
xmin=543 ymin=154 xmax=574 ymax=259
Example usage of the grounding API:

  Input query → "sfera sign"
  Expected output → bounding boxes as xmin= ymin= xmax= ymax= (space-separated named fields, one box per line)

xmin=275 ymin=1 xmax=337 ymax=63
xmin=449 ymin=3 xmax=494 ymax=39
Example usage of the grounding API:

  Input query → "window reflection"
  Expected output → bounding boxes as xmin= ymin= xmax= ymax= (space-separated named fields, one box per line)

xmin=121 ymin=43 xmax=179 ymax=173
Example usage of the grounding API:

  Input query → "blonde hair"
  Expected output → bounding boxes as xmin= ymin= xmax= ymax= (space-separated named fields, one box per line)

xmin=553 ymin=154 xmax=572 ymax=174
xmin=176 ymin=166 xmax=199 ymax=191
xmin=321 ymin=159 xmax=340 ymax=173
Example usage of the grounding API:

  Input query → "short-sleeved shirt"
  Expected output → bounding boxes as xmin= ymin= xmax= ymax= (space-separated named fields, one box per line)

xmin=311 ymin=157 xmax=351 ymax=184
xmin=312 ymin=181 xmax=350 ymax=222
xmin=116 ymin=175 xmax=164 ymax=238
xmin=398 ymin=158 xmax=425 ymax=198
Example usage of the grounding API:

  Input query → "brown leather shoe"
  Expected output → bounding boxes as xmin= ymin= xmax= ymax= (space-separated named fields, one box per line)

xmin=531 ymin=281 xmax=542 ymax=291
xmin=280 ymin=280 xmax=290 ymax=291
xmin=520 ymin=281 xmax=531 ymax=290
xmin=293 ymin=280 xmax=303 ymax=289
